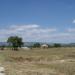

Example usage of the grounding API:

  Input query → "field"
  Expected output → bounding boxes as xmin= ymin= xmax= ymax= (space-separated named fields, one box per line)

xmin=0 ymin=47 xmax=75 ymax=75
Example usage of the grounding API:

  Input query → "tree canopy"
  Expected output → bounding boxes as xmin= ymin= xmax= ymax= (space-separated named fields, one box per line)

xmin=53 ymin=43 xmax=61 ymax=47
xmin=7 ymin=36 xmax=23 ymax=50
xmin=33 ymin=43 xmax=41 ymax=48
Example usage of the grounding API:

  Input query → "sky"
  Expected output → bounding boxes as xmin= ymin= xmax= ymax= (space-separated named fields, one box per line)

xmin=0 ymin=0 xmax=75 ymax=43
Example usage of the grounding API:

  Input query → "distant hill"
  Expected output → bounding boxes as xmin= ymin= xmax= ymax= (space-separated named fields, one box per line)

xmin=0 ymin=42 xmax=9 ymax=46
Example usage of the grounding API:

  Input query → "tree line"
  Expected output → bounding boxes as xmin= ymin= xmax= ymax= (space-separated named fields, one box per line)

xmin=0 ymin=36 xmax=61 ymax=50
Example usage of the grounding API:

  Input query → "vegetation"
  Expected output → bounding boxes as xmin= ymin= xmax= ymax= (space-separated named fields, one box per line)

xmin=0 ymin=36 xmax=74 ymax=75
xmin=7 ymin=36 xmax=23 ymax=50
xmin=0 ymin=45 xmax=5 ymax=50
xmin=0 ymin=48 xmax=75 ymax=75
xmin=53 ymin=43 xmax=61 ymax=47
xmin=33 ymin=43 xmax=41 ymax=48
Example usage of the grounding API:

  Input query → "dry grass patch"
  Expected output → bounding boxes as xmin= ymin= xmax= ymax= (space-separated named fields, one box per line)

xmin=0 ymin=48 xmax=75 ymax=75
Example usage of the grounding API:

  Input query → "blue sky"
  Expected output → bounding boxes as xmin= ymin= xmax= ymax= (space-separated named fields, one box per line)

xmin=0 ymin=0 xmax=75 ymax=43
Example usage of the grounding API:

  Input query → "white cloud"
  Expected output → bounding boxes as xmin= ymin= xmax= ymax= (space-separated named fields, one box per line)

xmin=67 ymin=28 xmax=75 ymax=32
xmin=10 ymin=24 xmax=39 ymax=31
xmin=0 ymin=24 xmax=57 ymax=42
xmin=72 ymin=19 xmax=75 ymax=24
xmin=0 ymin=24 xmax=39 ymax=35
xmin=1 ymin=24 xmax=75 ymax=43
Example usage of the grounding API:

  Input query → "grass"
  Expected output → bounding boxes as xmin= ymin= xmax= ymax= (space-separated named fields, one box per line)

xmin=0 ymin=47 xmax=75 ymax=75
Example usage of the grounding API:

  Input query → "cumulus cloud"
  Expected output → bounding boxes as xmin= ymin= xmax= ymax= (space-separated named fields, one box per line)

xmin=0 ymin=24 xmax=75 ymax=42
xmin=0 ymin=24 xmax=57 ymax=41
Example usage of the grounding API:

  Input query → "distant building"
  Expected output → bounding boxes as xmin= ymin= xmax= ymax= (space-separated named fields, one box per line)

xmin=21 ymin=47 xmax=30 ymax=50
xmin=41 ymin=44 xmax=49 ymax=48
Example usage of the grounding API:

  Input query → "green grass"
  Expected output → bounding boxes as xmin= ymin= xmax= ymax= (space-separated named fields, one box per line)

xmin=0 ymin=47 xmax=75 ymax=75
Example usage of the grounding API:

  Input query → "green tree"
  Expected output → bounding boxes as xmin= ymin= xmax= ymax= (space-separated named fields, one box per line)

xmin=7 ymin=36 xmax=23 ymax=50
xmin=33 ymin=43 xmax=41 ymax=48
xmin=53 ymin=43 xmax=61 ymax=47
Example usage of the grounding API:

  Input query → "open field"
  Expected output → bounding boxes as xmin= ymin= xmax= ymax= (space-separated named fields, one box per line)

xmin=0 ymin=47 xmax=75 ymax=75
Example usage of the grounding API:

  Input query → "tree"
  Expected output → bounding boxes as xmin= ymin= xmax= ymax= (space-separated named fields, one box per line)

xmin=33 ymin=43 xmax=41 ymax=48
xmin=53 ymin=43 xmax=61 ymax=47
xmin=7 ymin=36 xmax=23 ymax=50
xmin=0 ymin=45 xmax=5 ymax=50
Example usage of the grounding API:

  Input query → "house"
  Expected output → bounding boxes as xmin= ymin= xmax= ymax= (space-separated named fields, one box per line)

xmin=41 ymin=44 xmax=49 ymax=48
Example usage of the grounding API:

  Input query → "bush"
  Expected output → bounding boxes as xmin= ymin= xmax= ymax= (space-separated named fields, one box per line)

xmin=33 ymin=43 xmax=41 ymax=48
xmin=53 ymin=43 xmax=61 ymax=47
xmin=0 ymin=45 xmax=5 ymax=50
